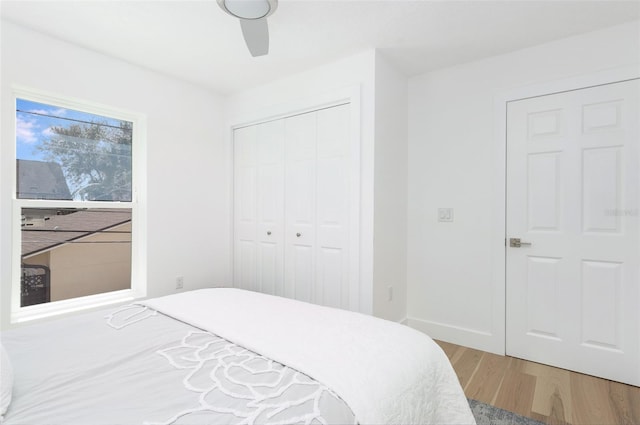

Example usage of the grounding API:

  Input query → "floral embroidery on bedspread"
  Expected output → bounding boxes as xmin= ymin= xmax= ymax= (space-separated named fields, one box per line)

xmin=105 ymin=304 xmax=157 ymax=329
xmin=106 ymin=305 xmax=354 ymax=425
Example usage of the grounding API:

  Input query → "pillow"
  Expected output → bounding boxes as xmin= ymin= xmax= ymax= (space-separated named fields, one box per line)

xmin=0 ymin=343 xmax=12 ymax=419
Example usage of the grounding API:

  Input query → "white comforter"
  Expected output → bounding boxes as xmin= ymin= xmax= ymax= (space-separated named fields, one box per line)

xmin=142 ymin=288 xmax=475 ymax=425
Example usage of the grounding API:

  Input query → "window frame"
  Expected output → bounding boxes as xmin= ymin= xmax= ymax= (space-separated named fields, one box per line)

xmin=11 ymin=86 xmax=147 ymax=324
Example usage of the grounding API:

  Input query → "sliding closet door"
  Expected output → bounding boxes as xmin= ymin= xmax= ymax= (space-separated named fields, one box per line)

xmin=233 ymin=120 xmax=284 ymax=295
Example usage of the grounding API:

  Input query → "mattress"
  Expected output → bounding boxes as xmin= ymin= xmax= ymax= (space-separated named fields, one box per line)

xmin=1 ymin=288 xmax=476 ymax=425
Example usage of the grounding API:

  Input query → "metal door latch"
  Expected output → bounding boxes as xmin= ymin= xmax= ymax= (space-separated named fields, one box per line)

xmin=509 ymin=238 xmax=532 ymax=248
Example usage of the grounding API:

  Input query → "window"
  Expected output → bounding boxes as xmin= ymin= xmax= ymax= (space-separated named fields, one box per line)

xmin=12 ymin=89 xmax=146 ymax=322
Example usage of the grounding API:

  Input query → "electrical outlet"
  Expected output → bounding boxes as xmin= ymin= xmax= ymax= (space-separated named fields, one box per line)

xmin=438 ymin=208 xmax=454 ymax=222
xmin=176 ymin=276 xmax=184 ymax=290
xmin=388 ymin=286 xmax=393 ymax=302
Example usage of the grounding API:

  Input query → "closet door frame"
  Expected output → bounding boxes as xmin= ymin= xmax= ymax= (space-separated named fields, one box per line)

xmin=230 ymin=86 xmax=362 ymax=312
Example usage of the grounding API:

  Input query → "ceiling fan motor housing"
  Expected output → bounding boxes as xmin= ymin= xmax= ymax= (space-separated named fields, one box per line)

xmin=217 ymin=0 xmax=278 ymax=20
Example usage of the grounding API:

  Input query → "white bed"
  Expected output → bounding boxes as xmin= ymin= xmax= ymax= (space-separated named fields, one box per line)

xmin=0 ymin=288 xmax=475 ymax=425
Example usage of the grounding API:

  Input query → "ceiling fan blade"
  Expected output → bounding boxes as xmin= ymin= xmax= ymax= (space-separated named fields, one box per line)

xmin=239 ymin=18 xmax=269 ymax=57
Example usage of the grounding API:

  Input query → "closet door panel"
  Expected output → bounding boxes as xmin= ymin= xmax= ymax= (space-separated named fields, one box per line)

xmin=317 ymin=103 xmax=350 ymax=157
xmin=258 ymin=242 xmax=278 ymax=295
xmin=233 ymin=121 xmax=285 ymax=295
xmin=316 ymin=105 xmax=350 ymax=309
xmin=316 ymin=157 xmax=349 ymax=308
xmin=233 ymin=126 xmax=258 ymax=291
xmin=237 ymin=241 xmax=257 ymax=291
xmin=256 ymin=121 xmax=285 ymax=296
xmin=317 ymin=247 xmax=344 ymax=308
xmin=292 ymin=245 xmax=314 ymax=303
xmin=284 ymin=112 xmax=317 ymax=302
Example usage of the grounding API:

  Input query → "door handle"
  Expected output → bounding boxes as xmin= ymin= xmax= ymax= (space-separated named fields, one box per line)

xmin=509 ymin=238 xmax=532 ymax=248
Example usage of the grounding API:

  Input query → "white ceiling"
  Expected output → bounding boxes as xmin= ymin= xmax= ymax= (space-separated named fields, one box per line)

xmin=2 ymin=1 xmax=639 ymax=95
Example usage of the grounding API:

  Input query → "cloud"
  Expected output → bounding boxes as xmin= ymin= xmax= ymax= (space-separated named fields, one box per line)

xmin=42 ymin=127 xmax=55 ymax=137
xmin=28 ymin=107 xmax=67 ymax=116
xmin=16 ymin=116 xmax=38 ymax=144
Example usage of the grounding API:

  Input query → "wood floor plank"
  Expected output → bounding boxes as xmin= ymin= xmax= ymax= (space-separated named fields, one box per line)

xmin=449 ymin=343 xmax=467 ymax=366
xmin=435 ymin=340 xmax=459 ymax=360
xmin=547 ymin=389 xmax=571 ymax=425
xmin=531 ymin=411 xmax=560 ymax=425
xmin=451 ymin=347 xmax=483 ymax=390
xmin=570 ymin=372 xmax=618 ymax=425
xmin=507 ymin=356 xmax=530 ymax=373
xmin=493 ymin=369 xmax=536 ymax=417
xmin=608 ymin=381 xmax=640 ymax=425
xmin=626 ymin=382 xmax=640 ymax=425
xmin=464 ymin=352 xmax=510 ymax=405
xmin=524 ymin=361 xmax=573 ymax=422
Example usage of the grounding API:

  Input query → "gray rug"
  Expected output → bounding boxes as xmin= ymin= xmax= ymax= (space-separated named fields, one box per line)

xmin=469 ymin=399 xmax=547 ymax=425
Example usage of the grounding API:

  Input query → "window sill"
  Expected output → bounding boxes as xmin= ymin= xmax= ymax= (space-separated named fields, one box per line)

xmin=11 ymin=289 xmax=144 ymax=324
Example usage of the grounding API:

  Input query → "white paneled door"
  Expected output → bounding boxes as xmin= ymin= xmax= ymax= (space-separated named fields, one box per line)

xmin=506 ymin=79 xmax=639 ymax=386
xmin=284 ymin=111 xmax=317 ymax=303
xmin=233 ymin=103 xmax=357 ymax=311
xmin=284 ymin=105 xmax=352 ymax=309
xmin=233 ymin=120 xmax=285 ymax=296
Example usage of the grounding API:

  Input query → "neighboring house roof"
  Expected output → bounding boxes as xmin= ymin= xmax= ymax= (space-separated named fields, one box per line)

xmin=21 ymin=209 xmax=131 ymax=257
xmin=17 ymin=159 xmax=72 ymax=200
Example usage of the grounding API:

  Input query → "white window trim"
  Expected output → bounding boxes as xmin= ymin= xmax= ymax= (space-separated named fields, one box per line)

xmin=11 ymin=86 xmax=147 ymax=324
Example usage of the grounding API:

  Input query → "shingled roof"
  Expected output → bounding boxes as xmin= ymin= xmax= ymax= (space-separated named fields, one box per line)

xmin=17 ymin=159 xmax=72 ymax=200
xmin=21 ymin=209 xmax=131 ymax=257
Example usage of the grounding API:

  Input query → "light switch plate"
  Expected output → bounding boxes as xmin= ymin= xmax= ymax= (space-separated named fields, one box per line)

xmin=438 ymin=208 xmax=454 ymax=222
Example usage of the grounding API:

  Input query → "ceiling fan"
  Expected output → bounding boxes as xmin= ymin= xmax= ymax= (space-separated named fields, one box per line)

xmin=217 ymin=0 xmax=278 ymax=57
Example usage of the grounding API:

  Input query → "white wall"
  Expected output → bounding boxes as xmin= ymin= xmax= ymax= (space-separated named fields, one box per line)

xmin=372 ymin=53 xmax=408 ymax=322
xmin=0 ymin=21 xmax=230 ymax=328
xmin=225 ymin=50 xmax=377 ymax=315
xmin=406 ymin=21 xmax=640 ymax=353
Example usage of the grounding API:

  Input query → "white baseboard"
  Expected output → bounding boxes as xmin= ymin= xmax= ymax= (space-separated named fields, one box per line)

xmin=407 ymin=317 xmax=504 ymax=356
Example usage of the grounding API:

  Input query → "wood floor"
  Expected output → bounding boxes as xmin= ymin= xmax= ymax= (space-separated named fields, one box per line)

xmin=434 ymin=340 xmax=640 ymax=425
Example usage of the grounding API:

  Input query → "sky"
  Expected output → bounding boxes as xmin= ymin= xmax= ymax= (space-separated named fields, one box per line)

xmin=16 ymin=98 xmax=127 ymax=161
xmin=16 ymin=98 xmax=133 ymax=201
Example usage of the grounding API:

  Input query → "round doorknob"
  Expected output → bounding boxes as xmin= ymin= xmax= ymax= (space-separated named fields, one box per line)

xmin=296 ymin=232 xmax=301 ymax=237
xmin=267 ymin=231 xmax=272 ymax=235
